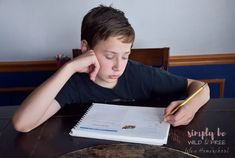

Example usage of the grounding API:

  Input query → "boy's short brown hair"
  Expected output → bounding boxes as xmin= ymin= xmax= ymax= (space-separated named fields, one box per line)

xmin=81 ymin=5 xmax=135 ymax=48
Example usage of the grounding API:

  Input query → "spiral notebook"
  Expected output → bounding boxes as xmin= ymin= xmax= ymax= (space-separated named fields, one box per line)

xmin=69 ymin=103 xmax=170 ymax=145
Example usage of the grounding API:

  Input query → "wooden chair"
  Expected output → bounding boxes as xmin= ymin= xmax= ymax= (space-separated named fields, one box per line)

xmin=201 ymin=78 xmax=225 ymax=98
xmin=129 ymin=48 xmax=169 ymax=70
xmin=73 ymin=47 xmax=170 ymax=70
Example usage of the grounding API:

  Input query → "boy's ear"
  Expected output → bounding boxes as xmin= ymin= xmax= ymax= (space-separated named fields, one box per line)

xmin=80 ymin=40 xmax=89 ymax=53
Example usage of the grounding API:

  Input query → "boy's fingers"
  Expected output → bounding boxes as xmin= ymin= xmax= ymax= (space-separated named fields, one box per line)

xmin=172 ymin=116 xmax=192 ymax=127
xmin=164 ymin=100 xmax=182 ymax=115
xmin=85 ymin=50 xmax=99 ymax=81
xmin=172 ymin=112 xmax=186 ymax=126
xmin=173 ymin=108 xmax=186 ymax=122
xmin=170 ymin=108 xmax=194 ymax=126
xmin=89 ymin=61 xmax=100 ymax=81
xmin=163 ymin=107 xmax=185 ymax=123
xmin=164 ymin=104 xmax=176 ymax=115
xmin=163 ymin=114 xmax=174 ymax=123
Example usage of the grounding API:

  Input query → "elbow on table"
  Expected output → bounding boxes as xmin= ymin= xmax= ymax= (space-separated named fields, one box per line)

xmin=12 ymin=116 xmax=32 ymax=133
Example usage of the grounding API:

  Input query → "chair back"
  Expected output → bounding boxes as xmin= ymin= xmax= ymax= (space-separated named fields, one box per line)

xmin=129 ymin=48 xmax=169 ymax=70
xmin=201 ymin=79 xmax=225 ymax=98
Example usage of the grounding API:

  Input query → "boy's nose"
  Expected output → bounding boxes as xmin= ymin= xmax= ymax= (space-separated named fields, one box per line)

xmin=112 ymin=60 xmax=121 ymax=71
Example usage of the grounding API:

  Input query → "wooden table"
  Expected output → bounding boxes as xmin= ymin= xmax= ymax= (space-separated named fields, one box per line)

xmin=0 ymin=98 xmax=235 ymax=158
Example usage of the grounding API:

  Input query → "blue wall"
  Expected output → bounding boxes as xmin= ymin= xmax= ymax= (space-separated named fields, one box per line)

xmin=0 ymin=64 xmax=234 ymax=106
xmin=169 ymin=64 xmax=235 ymax=98
xmin=0 ymin=71 xmax=54 ymax=106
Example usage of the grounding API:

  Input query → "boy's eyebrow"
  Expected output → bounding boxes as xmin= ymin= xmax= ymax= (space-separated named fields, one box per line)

xmin=104 ymin=50 xmax=130 ymax=55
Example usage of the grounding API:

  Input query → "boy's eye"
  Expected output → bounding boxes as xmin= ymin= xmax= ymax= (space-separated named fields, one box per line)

xmin=122 ymin=55 xmax=129 ymax=60
xmin=105 ymin=55 xmax=114 ymax=60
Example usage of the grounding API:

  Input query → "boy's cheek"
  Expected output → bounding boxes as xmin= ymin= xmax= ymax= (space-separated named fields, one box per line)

xmin=100 ymin=62 xmax=114 ymax=72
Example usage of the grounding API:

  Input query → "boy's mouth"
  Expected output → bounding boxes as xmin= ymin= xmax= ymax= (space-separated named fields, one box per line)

xmin=108 ymin=75 xmax=120 ymax=79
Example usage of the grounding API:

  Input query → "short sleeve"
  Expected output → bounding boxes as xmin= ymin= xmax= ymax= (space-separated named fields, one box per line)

xmin=125 ymin=60 xmax=187 ymax=101
xmin=55 ymin=73 xmax=81 ymax=108
xmin=150 ymin=68 xmax=188 ymax=98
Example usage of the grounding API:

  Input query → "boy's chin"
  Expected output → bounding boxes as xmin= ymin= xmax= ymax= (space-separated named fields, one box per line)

xmin=104 ymin=78 xmax=119 ymax=87
xmin=93 ymin=77 xmax=118 ymax=88
xmin=104 ymin=78 xmax=118 ymax=84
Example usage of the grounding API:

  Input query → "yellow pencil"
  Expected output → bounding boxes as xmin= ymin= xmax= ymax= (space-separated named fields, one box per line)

xmin=170 ymin=83 xmax=207 ymax=115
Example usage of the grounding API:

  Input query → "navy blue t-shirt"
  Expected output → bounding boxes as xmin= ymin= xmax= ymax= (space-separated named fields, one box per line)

xmin=55 ymin=60 xmax=187 ymax=107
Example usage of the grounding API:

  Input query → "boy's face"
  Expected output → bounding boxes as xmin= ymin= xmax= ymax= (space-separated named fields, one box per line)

xmin=93 ymin=36 xmax=132 ymax=88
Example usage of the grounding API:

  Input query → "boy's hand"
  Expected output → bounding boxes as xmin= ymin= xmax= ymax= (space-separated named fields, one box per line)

xmin=163 ymin=100 xmax=196 ymax=127
xmin=68 ymin=50 xmax=100 ymax=81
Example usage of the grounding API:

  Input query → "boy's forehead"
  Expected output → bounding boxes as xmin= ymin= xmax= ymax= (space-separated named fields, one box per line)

xmin=104 ymin=36 xmax=132 ymax=44
xmin=103 ymin=49 xmax=130 ymax=54
xmin=109 ymin=36 xmax=132 ymax=45
xmin=96 ymin=36 xmax=132 ymax=53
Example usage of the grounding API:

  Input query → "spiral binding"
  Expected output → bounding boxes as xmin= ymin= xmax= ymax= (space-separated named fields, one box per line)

xmin=69 ymin=103 xmax=95 ymax=136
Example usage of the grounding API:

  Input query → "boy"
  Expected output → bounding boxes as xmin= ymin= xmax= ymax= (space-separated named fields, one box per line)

xmin=12 ymin=5 xmax=210 ymax=132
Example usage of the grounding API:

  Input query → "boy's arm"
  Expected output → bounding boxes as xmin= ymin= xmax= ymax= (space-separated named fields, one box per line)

xmin=12 ymin=50 xmax=100 ymax=132
xmin=15 ymin=99 xmax=61 ymax=132
xmin=163 ymin=79 xmax=210 ymax=126
xmin=12 ymin=64 xmax=74 ymax=132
